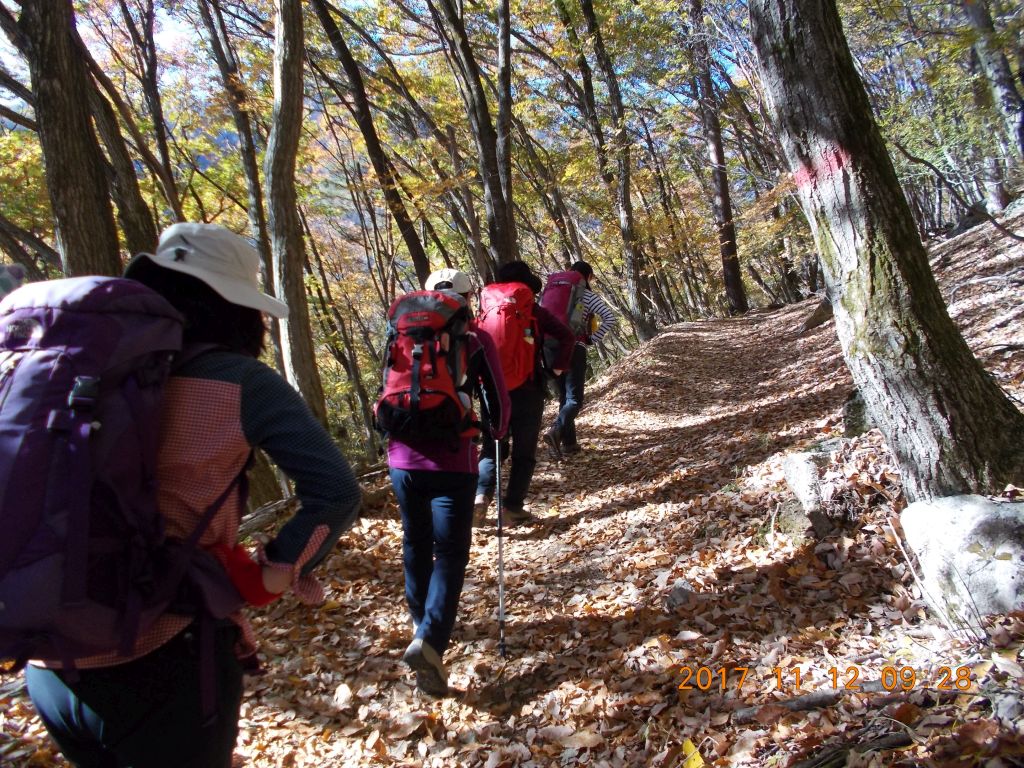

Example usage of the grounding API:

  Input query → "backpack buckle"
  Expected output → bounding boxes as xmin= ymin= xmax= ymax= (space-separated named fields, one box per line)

xmin=68 ymin=376 xmax=100 ymax=410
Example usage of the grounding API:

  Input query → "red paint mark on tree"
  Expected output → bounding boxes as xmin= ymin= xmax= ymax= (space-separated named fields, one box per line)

xmin=793 ymin=146 xmax=851 ymax=189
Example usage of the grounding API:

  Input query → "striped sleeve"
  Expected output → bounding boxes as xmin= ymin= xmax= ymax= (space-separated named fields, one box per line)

xmin=583 ymin=289 xmax=618 ymax=343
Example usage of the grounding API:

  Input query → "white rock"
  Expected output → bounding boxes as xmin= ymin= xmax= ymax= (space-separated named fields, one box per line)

xmin=901 ymin=495 xmax=1024 ymax=630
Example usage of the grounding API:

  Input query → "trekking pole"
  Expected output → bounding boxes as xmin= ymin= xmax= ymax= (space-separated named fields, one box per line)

xmin=494 ymin=437 xmax=507 ymax=659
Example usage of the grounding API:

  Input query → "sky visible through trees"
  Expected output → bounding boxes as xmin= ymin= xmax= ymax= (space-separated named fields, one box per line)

xmin=0 ymin=0 xmax=1021 ymax=457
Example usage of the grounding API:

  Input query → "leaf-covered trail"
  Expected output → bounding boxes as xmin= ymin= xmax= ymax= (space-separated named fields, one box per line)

xmin=233 ymin=270 xmax=1020 ymax=766
xmin=3 ymin=214 xmax=1023 ymax=766
xmin=214 ymin=212 xmax=1024 ymax=766
xmin=239 ymin=299 xmax=881 ymax=767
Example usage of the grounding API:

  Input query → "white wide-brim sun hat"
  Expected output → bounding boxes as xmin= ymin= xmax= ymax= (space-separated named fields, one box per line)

xmin=125 ymin=222 xmax=289 ymax=318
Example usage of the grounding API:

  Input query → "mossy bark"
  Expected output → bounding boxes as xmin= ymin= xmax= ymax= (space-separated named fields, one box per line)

xmin=750 ymin=0 xmax=1024 ymax=501
xmin=19 ymin=0 xmax=122 ymax=276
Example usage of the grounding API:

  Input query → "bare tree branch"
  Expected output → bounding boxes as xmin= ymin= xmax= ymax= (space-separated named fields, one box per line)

xmin=892 ymin=140 xmax=1024 ymax=243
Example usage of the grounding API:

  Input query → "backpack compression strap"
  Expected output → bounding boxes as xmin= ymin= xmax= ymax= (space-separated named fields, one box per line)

xmin=410 ymin=341 xmax=424 ymax=410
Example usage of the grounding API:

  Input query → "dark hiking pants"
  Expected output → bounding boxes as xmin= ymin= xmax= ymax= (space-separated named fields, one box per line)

xmin=477 ymin=382 xmax=545 ymax=511
xmin=555 ymin=343 xmax=588 ymax=448
xmin=390 ymin=468 xmax=476 ymax=655
xmin=26 ymin=622 xmax=243 ymax=768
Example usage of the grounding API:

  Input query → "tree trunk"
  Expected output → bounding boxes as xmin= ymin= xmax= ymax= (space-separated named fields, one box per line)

xmin=0 ymin=101 xmax=35 ymax=131
xmin=117 ymin=0 xmax=183 ymax=220
xmin=430 ymin=0 xmax=516 ymax=265
xmin=70 ymin=37 xmax=180 ymax=221
xmin=747 ymin=262 xmax=781 ymax=304
xmin=495 ymin=0 xmax=518 ymax=263
xmin=518 ymin=121 xmax=583 ymax=266
xmin=85 ymin=67 xmax=158 ymax=257
xmin=311 ymin=0 xmax=431 ymax=285
xmin=959 ymin=0 xmax=1024 ymax=159
xmin=0 ymin=212 xmax=54 ymax=279
xmin=327 ymin=8 xmax=494 ymax=277
xmin=247 ymin=449 xmax=291 ymax=510
xmin=690 ymin=0 xmax=748 ymax=316
xmin=982 ymin=156 xmax=1010 ymax=213
xmin=552 ymin=0 xmax=613 ymax=188
xmin=637 ymin=109 xmax=705 ymax=318
xmin=264 ymin=0 xmax=328 ymax=426
xmin=0 ymin=208 xmax=59 ymax=272
xmin=18 ymin=0 xmax=121 ymax=276
xmin=447 ymin=125 xmax=492 ymax=279
xmin=0 ymin=65 xmax=33 ymax=104
xmin=196 ymin=0 xmax=285 ymax=372
xmin=196 ymin=0 xmax=272 ymax=257
xmin=308 ymin=232 xmax=378 ymax=459
xmin=750 ymin=0 xmax=1024 ymax=500
xmin=578 ymin=0 xmax=656 ymax=339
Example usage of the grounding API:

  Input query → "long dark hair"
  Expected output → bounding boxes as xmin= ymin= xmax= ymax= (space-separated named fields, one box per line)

xmin=127 ymin=259 xmax=266 ymax=358
xmin=494 ymin=260 xmax=543 ymax=293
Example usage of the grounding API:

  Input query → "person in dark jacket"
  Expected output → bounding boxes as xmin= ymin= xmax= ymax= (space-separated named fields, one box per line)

xmin=25 ymin=223 xmax=362 ymax=768
xmin=387 ymin=268 xmax=510 ymax=698
xmin=474 ymin=261 xmax=574 ymax=525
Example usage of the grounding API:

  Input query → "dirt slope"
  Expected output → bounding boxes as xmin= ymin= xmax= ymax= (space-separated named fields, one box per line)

xmin=2 ymin=212 xmax=1022 ymax=766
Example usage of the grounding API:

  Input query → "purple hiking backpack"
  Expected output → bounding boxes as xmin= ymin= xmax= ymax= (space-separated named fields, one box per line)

xmin=0 ymin=276 xmax=243 ymax=670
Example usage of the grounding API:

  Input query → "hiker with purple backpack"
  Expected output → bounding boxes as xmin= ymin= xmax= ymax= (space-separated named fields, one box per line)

xmin=541 ymin=261 xmax=618 ymax=457
xmin=7 ymin=223 xmax=361 ymax=767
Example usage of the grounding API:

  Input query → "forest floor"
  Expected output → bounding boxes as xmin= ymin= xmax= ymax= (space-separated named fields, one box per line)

xmin=3 ymin=210 xmax=1024 ymax=767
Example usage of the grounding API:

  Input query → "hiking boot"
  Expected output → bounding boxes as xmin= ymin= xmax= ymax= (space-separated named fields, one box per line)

xmin=562 ymin=443 xmax=581 ymax=455
xmin=503 ymin=505 xmax=534 ymax=526
xmin=403 ymin=638 xmax=448 ymax=697
xmin=543 ymin=425 xmax=562 ymax=459
xmin=473 ymin=494 xmax=491 ymax=526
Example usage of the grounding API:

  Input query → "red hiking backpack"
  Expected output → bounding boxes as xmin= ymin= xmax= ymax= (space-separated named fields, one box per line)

xmin=540 ymin=270 xmax=588 ymax=339
xmin=476 ymin=282 xmax=538 ymax=390
xmin=374 ymin=290 xmax=477 ymax=441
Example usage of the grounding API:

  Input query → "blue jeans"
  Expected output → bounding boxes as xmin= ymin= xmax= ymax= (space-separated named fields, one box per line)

xmin=389 ymin=468 xmax=476 ymax=656
xmin=555 ymin=344 xmax=588 ymax=447
xmin=25 ymin=622 xmax=243 ymax=768
xmin=478 ymin=383 xmax=545 ymax=510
